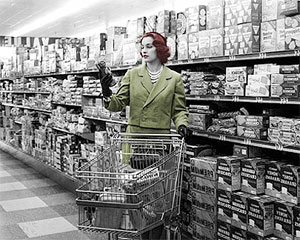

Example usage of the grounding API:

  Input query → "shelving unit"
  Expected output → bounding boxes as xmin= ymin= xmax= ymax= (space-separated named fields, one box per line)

xmin=1 ymin=90 xmax=51 ymax=94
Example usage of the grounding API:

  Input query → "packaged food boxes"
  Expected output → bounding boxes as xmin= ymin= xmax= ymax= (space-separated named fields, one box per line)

xmin=280 ymin=0 xmax=300 ymax=16
xmin=225 ymin=82 xmax=245 ymax=96
xmin=186 ymin=6 xmax=201 ymax=33
xmin=217 ymin=156 xmax=243 ymax=192
xmin=233 ymin=144 xmax=262 ymax=158
xmin=276 ymin=18 xmax=286 ymax=51
xmin=192 ymin=221 xmax=216 ymax=240
xmin=198 ymin=30 xmax=210 ymax=57
xmin=226 ymin=66 xmax=249 ymax=84
xmin=271 ymin=84 xmax=300 ymax=98
xmin=231 ymin=191 xmax=250 ymax=230
xmin=209 ymin=28 xmax=223 ymax=56
xmin=224 ymin=0 xmax=238 ymax=26
xmin=190 ymin=156 xmax=217 ymax=180
xmin=207 ymin=0 xmax=224 ymax=29
xmin=274 ymin=200 xmax=294 ymax=240
xmin=237 ymin=115 xmax=269 ymax=128
xmin=192 ymin=190 xmax=217 ymax=214
xmin=217 ymin=189 xmax=232 ymax=224
xmin=156 ymin=10 xmax=170 ymax=35
xmin=189 ymin=113 xmax=212 ymax=131
xmin=192 ymin=206 xmax=216 ymax=231
xmin=237 ymin=0 xmax=262 ymax=24
xmin=271 ymin=74 xmax=300 ymax=85
xmin=245 ymin=84 xmax=270 ymax=97
xmin=176 ymin=12 xmax=187 ymax=35
xmin=237 ymin=23 xmax=260 ymax=54
xmin=285 ymin=15 xmax=300 ymax=50
xmin=166 ymin=34 xmax=176 ymax=60
xmin=177 ymin=34 xmax=188 ymax=60
xmin=241 ymin=158 xmax=266 ymax=195
xmin=293 ymin=206 xmax=300 ymax=240
xmin=280 ymin=64 xmax=300 ymax=74
xmin=254 ymin=63 xmax=279 ymax=75
xmin=237 ymin=126 xmax=268 ymax=139
xmin=231 ymin=226 xmax=247 ymax=240
xmin=247 ymin=195 xmax=275 ymax=237
xmin=217 ymin=220 xmax=231 ymax=240
xmin=192 ymin=176 xmax=217 ymax=197
xmin=248 ymin=74 xmax=271 ymax=85
xmin=265 ymin=161 xmax=285 ymax=198
xmin=262 ymin=0 xmax=283 ymax=21
xmin=145 ymin=15 xmax=157 ymax=32
xmin=188 ymin=32 xmax=200 ymax=59
xmin=169 ymin=10 xmax=177 ymax=34
xmin=224 ymin=25 xmax=239 ymax=56
xmin=261 ymin=20 xmax=277 ymax=52
xmin=281 ymin=164 xmax=300 ymax=204
xmin=269 ymin=117 xmax=296 ymax=132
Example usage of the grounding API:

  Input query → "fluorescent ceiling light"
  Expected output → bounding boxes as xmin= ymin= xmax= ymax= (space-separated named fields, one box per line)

xmin=8 ymin=0 xmax=101 ymax=37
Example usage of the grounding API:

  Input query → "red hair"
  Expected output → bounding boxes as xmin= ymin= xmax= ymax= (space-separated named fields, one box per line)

xmin=140 ymin=32 xmax=170 ymax=64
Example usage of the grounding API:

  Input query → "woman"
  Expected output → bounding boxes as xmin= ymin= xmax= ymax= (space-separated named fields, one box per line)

xmin=98 ymin=32 xmax=189 ymax=239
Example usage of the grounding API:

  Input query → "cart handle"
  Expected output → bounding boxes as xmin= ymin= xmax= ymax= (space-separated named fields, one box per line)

xmin=119 ymin=133 xmax=181 ymax=138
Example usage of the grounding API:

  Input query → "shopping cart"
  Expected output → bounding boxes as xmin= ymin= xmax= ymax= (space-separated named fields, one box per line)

xmin=76 ymin=133 xmax=185 ymax=240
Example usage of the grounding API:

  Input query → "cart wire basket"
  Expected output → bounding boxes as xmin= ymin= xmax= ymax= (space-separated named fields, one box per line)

xmin=75 ymin=133 xmax=185 ymax=239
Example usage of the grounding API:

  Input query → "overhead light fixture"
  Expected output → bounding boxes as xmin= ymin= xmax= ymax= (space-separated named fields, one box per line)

xmin=8 ymin=0 xmax=102 ymax=37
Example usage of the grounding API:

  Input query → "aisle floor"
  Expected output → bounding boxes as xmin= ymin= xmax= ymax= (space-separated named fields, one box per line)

xmin=0 ymin=150 xmax=107 ymax=240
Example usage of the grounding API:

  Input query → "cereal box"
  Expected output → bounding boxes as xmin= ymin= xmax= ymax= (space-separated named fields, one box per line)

xmin=224 ymin=25 xmax=239 ymax=55
xmin=190 ymin=156 xmax=217 ymax=180
xmin=231 ymin=226 xmax=247 ymax=240
xmin=237 ymin=23 xmax=260 ymax=54
xmin=231 ymin=192 xmax=251 ymax=230
xmin=293 ymin=206 xmax=300 ymax=240
xmin=237 ymin=0 xmax=262 ymax=24
xmin=225 ymin=0 xmax=238 ymax=26
xmin=262 ymin=0 xmax=283 ymax=21
xmin=167 ymin=34 xmax=176 ymax=60
xmin=177 ymin=34 xmax=188 ymax=60
xmin=261 ymin=20 xmax=277 ymax=52
xmin=192 ymin=176 xmax=217 ymax=197
xmin=248 ymin=195 xmax=275 ymax=237
xmin=281 ymin=165 xmax=300 ymax=204
xmin=217 ymin=220 xmax=231 ymax=240
xmin=176 ymin=12 xmax=187 ymax=35
xmin=199 ymin=5 xmax=207 ymax=31
xmin=217 ymin=156 xmax=243 ymax=192
xmin=192 ymin=221 xmax=216 ymax=240
xmin=198 ymin=30 xmax=210 ymax=57
xmin=207 ymin=0 xmax=224 ymax=29
xmin=209 ymin=28 xmax=223 ymax=57
xmin=265 ymin=161 xmax=285 ymax=198
xmin=285 ymin=15 xmax=300 ymax=50
xmin=188 ymin=32 xmax=200 ymax=59
xmin=192 ymin=206 xmax=217 ymax=231
xmin=157 ymin=10 xmax=170 ymax=35
xmin=236 ymin=115 xmax=269 ymax=128
xmin=245 ymin=84 xmax=270 ymax=97
xmin=276 ymin=18 xmax=286 ymax=51
xmin=274 ymin=200 xmax=294 ymax=240
xmin=217 ymin=189 xmax=232 ymax=224
xmin=241 ymin=158 xmax=266 ymax=195
xmin=192 ymin=190 xmax=217 ymax=214
xmin=169 ymin=10 xmax=177 ymax=34
xmin=186 ymin=6 xmax=200 ymax=33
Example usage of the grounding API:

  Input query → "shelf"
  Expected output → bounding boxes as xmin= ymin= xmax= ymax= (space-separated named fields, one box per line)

xmin=186 ymin=95 xmax=300 ymax=105
xmin=0 ymin=140 xmax=81 ymax=194
xmin=52 ymin=127 xmax=95 ymax=141
xmin=0 ymin=90 xmax=51 ymax=94
xmin=83 ymin=115 xmax=128 ymax=125
xmin=0 ymin=78 xmax=14 ymax=82
xmin=1 ymin=103 xmax=52 ymax=114
xmin=14 ymin=120 xmax=23 ymax=125
xmin=82 ymin=93 xmax=102 ymax=98
xmin=52 ymin=102 xmax=82 ymax=107
xmin=191 ymin=130 xmax=300 ymax=154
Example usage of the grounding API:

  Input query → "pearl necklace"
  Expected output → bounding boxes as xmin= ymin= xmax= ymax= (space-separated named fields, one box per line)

xmin=147 ymin=66 xmax=163 ymax=84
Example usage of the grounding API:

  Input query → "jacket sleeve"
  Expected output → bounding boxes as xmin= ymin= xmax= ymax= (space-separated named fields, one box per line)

xmin=172 ymin=75 xmax=189 ymax=131
xmin=104 ymin=70 xmax=130 ymax=112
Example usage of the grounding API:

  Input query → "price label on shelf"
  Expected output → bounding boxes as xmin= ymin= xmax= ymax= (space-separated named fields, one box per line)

xmin=204 ymin=58 xmax=210 ymax=62
xmin=243 ymin=138 xmax=252 ymax=145
xmin=229 ymin=55 xmax=236 ymax=61
xmin=255 ymin=97 xmax=263 ymax=103
xmin=280 ymin=98 xmax=289 ymax=104
xmin=219 ymin=135 xmax=226 ymax=141
xmin=294 ymin=49 xmax=300 ymax=56
xmin=232 ymin=96 xmax=239 ymax=102
xmin=275 ymin=143 xmax=284 ymax=151
xmin=214 ymin=95 xmax=221 ymax=101
xmin=259 ymin=52 xmax=267 ymax=59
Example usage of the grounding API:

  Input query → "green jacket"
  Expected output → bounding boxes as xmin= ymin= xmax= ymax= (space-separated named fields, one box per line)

xmin=105 ymin=64 xmax=189 ymax=131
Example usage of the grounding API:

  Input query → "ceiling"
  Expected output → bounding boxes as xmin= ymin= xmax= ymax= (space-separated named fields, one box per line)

xmin=0 ymin=0 xmax=208 ymax=38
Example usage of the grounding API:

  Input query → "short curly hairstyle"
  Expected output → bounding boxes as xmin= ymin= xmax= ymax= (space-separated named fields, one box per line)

xmin=140 ymin=32 xmax=170 ymax=64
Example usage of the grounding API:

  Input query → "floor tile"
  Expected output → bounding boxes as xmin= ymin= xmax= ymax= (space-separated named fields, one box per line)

xmin=0 ymin=170 xmax=11 ymax=177
xmin=21 ymin=178 xmax=57 ymax=189
xmin=6 ymin=168 xmax=36 ymax=176
xmin=0 ymin=196 xmax=48 ymax=212
xmin=0 ymin=224 xmax=29 ymax=240
xmin=0 ymin=189 xmax=35 ymax=201
xmin=23 ymin=230 xmax=92 ymax=240
xmin=0 ymin=164 xmax=30 ymax=171
xmin=0 ymin=181 xmax=27 ymax=192
xmin=39 ymin=192 xmax=75 ymax=206
xmin=30 ymin=185 xmax=66 ymax=196
xmin=13 ymin=172 xmax=46 ymax=182
xmin=18 ymin=217 xmax=77 ymax=238
xmin=0 ymin=175 xmax=18 ymax=184
xmin=50 ymin=202 xmax=78 ymax=216
xmin=0 ymin=207 xmax=60 ymax=226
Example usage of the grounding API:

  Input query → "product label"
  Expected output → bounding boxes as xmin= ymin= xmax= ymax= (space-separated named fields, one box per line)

xmin=217 ymin=189 xmax=232 ymax=223
xmin=281 ymin=165 xmax=300 ymax=204
xmin=265 ymin=161 xmax=283 ymax=198
xmin=231 ymin=192 xmax=249 ymax=230
xmin=217 ymin=220 xmax=231 ymax=240
xmin=274 ymin=201 xmax=294 ymax=240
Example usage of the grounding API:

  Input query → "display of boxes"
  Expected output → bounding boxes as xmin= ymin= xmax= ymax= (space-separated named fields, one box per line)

xmin=188 ymin=32 xmax=200 ymax=59
xmin=271 ymin=84 xmax=300 ymax=98
xmin=254 ymin=63 xmax=279 ymax=75
xmin=231 ymin=191 xmax=250 ymax=230
xmin=177 ymin=34 xmax=188 ymax=60
xmin=224 ymin=0 xmax=238 ymax=26
xmin=217 ymin=220 xmax=231 ymax=240
xmin=262 ymin=0 xmax=282 ymax=21
xmin=177 ymin=12 xmax=187 ymax=35
xmin=248 ymin=74 xmax=271 ymax=85
xmin=261 ymin=20 xmax=277 ymax=52
xmin=191 ymin=156 xmax=217 ymax=180
xmin=192 ymin=206 xmax=216 ymax=231
xmin=280 ymin=64 xmax=300 ymax=74
xmin=281 ymin=164 xmax=300 ymax=204
xmin=285 ymin=15 xmax=300 ymax=50
xmin=233 ymin=144 xmax=262 ymax=158
xmin=225 ymin=82 xmax=245 ymax=96
xmin=276 ymin=18 xmax=286 ymax=51
xmin=157 ymin=10 xmax=170 ymax=35
xmin=186 ymin=6 xmax=201 ymax=33
xmin=217 ymin=156 xmax=243 ymax=192
xmin=265 ymin=161 xmax=285 ymax=198
xmin=237 ymin=23 xmax=260 ymax=54
xmin=169 ymin=10 xmax=177 ymax=34
xmin=192 ymin=221 xmax=216 ymax=240
xmin=247 ymin=195 xmax=275 ymax=237
xmin=209 ymin=28 xmax=223 ymax=56
xmin=189 ymin=113 xmax=212 ymax=131
xmin=274 ymin=200 xmax=294 ymax=240
xmin=217 ymin=189 xmax=232 ymax=224
xmin=280 ymin=0 xmax=300 ymax=16
xmin=198 ymin=30 xmax=210 ymax=57
xmin=269 ymin=116 xmax=297 ymax=132
xmin=245 ymin=84 xmax=270 ymax=97
xmin=192 ymin=176 xmax=217 ymax=197
xmin=241 ymin=158 xmax=266 ymax=195
xmin=237 ymin=126 xmax=268 ymax=139
xmin=207 ymin=0 xmax=224 ymax=29
xmin=224 ymin=25 xmax=239 ymax=55
xmin=271 ymin=73 xmax=300 ymax=85
xmin=237 ymin=0 xmax=262 ymax=24
xmin=237 ymin=115 xmax=269 ymax=128
xmin=226 ymin=66 xmax=249 ymax=84
xmin=192 ymin=190 xmax=217 ymax=214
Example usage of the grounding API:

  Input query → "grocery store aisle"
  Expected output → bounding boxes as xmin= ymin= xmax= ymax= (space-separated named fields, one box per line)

xmin=0 ymin=150 xmax=106 ymax=240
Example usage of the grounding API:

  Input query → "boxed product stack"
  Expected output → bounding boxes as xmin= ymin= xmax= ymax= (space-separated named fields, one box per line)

xmin=82 ymin=76 xmax=101 ymax=95
xmin=246 ymin=74 xmax=271 ymax=97
xmin=224 ymin=0 xmax=261 ymax=55
xmin=188 ymin=105 xmax=214 ymax=131
xmin=268 ymin=116 xmax=300 ymax=147
xmin=176 ymin=11 xmax=188 ymax=60
xmin=190 ymin=156 xmax=218 ymax=240
xmin=236 ymin=115 xmax=269 ymax=140
xmin=271 ymin=64 xmax=300 ymax=98
xmin=225 ymin=66 xmax=250 ymax=96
